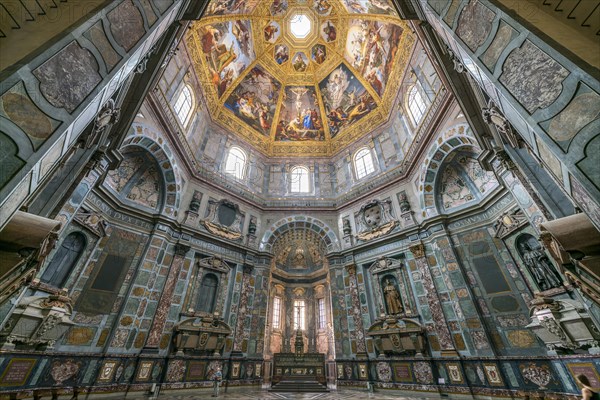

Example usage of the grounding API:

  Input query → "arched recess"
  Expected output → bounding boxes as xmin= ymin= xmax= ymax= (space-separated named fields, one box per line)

xmin=418 ymin=123 xmax=497 ymax=218
xmin=105 ymin=147 xmax=166 ymax=212
xmin=119 ymin=123 xmax=182 ymax=218
xmin=259 ymin=215 xmax=340 ymax=254
xmin=434 ymin=150 xmax=498 ymax=214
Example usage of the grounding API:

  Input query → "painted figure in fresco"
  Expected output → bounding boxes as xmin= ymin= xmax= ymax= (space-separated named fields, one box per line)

xmin=275 ymin=45 xmax=289 ymax=64
xmin=520 ymin=243 xmax=562 ymax=291
xmin=314 ymin=0 xmax=332 ymax=15
xmin=322 ymin=21 xmax=337 ymax=42
xmin=264 ymin=23 xmax=279 ymax=42
xmin=383 ymin=279 xmax=403 ymax=315
xmin=293 ymin=54 xmax=308 ymax=72
xmin=312 ymin=45 xmax=326 ymax=64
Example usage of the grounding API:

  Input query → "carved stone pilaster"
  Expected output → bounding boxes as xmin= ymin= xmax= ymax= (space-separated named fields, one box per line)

xmin=345 ymin=264 xmax=366 ymax=353
xmin=409 ymin=243 xmax=456 ymax=354
xmin=146 ymin=243 xmax=190 ymax=348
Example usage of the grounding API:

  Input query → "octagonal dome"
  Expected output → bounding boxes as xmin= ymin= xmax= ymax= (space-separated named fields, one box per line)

xmin=186 ymin=0 xmax=415 ymax=157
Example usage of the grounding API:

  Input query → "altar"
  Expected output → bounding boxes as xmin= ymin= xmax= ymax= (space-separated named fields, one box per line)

xmin=272 ymin=353 xmax=326 ymax=386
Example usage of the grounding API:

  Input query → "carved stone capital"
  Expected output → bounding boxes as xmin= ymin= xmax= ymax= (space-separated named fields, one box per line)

xmin=345 ymin=264 xmax=356 ymax=276
xmin=174 ymin=244 xmax=190 ymax=257
xmin=409 ymin=243 xmax=426 ymax=259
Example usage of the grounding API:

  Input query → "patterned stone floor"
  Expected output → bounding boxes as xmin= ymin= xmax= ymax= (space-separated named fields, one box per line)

xmin=128 ymin=389 xmax=470 ymax=399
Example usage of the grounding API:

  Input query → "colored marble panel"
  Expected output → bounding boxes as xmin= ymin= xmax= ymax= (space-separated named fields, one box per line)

xmin=0 ymin=82 xmax=60 ymax=148
xmin=472 ymin=255 xmax=510 ymax=294
xmin=0 ymin=133 xmax=25 ymax=188
xmin=456 ymin=0 xmax=495 ymax=52
xmin=499 ymin=40 xmax=569 ymax=114
xmin=186 ymin=361 xmax=206 ymax=380
xmin=393 ymin=363 xmax=413 ymax=382
xmin=66 ymin=327 xmax=96 ymax=346
xmin=107 ymin=0 xmax=145 ymax=52
xmin=84 ymin=21 xmax=122 ymax=71
xmin=33 ymin=41 xmax=101 ymax=113
xmin=481 ymin=21 xmax=517 ymax=71
xmin=548 ymin=89 xmax=600 ymax=146
xmin=138 ymin=0 xmax=157 ymax=26
xmin=0 ymin=359 xmax=36 ymax=386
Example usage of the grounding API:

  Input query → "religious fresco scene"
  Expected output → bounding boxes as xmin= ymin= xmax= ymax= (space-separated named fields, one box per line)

xmin=275 ymin=86 xmax=325 ymax=141
xmin=0 ymin=0 xmax=599 ymax=399
xmin=319 ymin=63 xmax=377 ymax=138
xmin=344 ymin=19 xmax=404 ymax=96
xmin=196 ymin=20 xmax=255 ymax=97
xmin=224 ymin=66 xmax=282 ymax=136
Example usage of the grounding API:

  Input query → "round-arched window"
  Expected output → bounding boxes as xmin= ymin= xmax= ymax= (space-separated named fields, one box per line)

xmin=407 ymin=84 xmax=427 ymax=126
xmin=290 ymin=166 xmax=310 ymax=193
xmin=224 ymin=146 xmax=247 ymax=180
xmin=174 ymin=84 xmax=194 ymax=126
xmin=354 ymin=147 xmax=375 ymax=179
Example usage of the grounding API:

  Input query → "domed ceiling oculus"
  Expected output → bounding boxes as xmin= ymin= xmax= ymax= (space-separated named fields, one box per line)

xmin=187 ymin=0 xmax=415 ymax=156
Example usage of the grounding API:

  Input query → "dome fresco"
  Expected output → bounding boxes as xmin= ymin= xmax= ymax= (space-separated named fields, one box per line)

xmin=186 ymin=0 xmax=415 ymax=157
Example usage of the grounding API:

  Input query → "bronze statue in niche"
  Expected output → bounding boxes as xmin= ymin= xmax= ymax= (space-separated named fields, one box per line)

xmin=383 ymin=279 xmax=403 ymax=315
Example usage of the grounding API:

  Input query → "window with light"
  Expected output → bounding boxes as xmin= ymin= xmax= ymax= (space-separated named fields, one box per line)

xmin=174 ymin=84 xmax=194 ymax=126
xmin=318 ymin=298 xmax=326 ymax=329
xmin=354 ymin=147 xmax=375 ymax=179
xmin=407 ymin=84 xmax=427 ymax=126
xmin=272 ymin=296 xmax=282 ymax=329
xmin=225 ymin=146 xmax=247 ymax=180
xmin=293 ymin=299 xmax=305 ymax=330
xmin=290 ymin=166 xmax=310 ymax=193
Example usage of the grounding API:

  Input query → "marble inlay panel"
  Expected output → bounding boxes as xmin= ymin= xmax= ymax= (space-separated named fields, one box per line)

xmin=456 ymin=0 xmax=495 ymax=52
xmin=481 ymin=21 xmax=517 ymax=71
xmin=107 ymin=0 xmax=146 ymax=52
xmin=33 ymin=41 xmax=101 ymax=113
xmin=499 ymin=41 xmax=569 ymax=114
xmin=146 ymin=249 xmax=187 ymax=348
xmin=0 ymin=82 xmax=60 ymax=149
xmin=84 ymin=21 xmax=122 ymax=71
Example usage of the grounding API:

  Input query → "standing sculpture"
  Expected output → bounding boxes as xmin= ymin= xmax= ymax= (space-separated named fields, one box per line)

xmin=520 ymin=243 xmax=562 ymax=291
xmin=383 ymin=279 xmax=403 ymax=315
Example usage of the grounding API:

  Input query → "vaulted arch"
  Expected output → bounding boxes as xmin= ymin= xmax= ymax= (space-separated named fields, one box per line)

xmin=259 ymin=215 xmax=340 ymax=254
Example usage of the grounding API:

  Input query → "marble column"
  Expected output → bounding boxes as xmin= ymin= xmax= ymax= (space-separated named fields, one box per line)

xmin=409 ymin=243 xmax=456 ymax=355
xmin=345 ymin=264 xmax=366 ymax=354
xmin=145 ymin=243 xmax=190 ymax=348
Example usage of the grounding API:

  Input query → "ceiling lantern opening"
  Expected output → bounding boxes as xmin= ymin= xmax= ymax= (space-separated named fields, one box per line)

xmin=290 ymin=14 xmax=311 ymax=39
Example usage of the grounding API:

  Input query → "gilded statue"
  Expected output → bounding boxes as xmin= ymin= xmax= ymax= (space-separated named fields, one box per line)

xmin=383 ymin=279 xmax=403 ymax=315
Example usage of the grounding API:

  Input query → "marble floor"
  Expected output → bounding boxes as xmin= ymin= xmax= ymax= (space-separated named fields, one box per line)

xmin=127 ymin=389 xmax=468 ymax=400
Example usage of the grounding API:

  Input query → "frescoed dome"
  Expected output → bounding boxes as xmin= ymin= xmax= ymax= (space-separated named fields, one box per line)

xmin=185 ymin=0 xmax=414 ymax=157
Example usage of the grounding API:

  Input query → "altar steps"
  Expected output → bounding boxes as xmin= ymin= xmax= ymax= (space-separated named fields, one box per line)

xmin=269 ymin=377 xmax=329 ymax=393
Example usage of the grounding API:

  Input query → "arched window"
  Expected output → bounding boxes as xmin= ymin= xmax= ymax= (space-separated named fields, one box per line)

xmin=407 ymin=84 xmax=427 ymax=126
xmin=293 ymin=299 xmax=306 ymax=330
xmin=354 ymin=147 xmax=375 ymax=179
xmin=290 ymin=166 xmax=310 ymax=193
xmin=224 ymin=146 xmax=247 ymax=180
xmin=174 ymin=84 xmax=194 ymax=126
xmin=272 ymin=296 xmax=282 ymax=329
xmin=41 ymin=232 xmax=86 ymax=288
xmin=196 ymin=273 xmax=219 ymax=313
